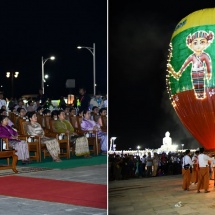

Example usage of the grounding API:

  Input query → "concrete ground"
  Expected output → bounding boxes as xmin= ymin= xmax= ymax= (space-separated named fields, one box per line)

xmin=0 ymin=164 xmax=107 ymax=215
xmin=109 ymin=175 xmax=215 ymax=215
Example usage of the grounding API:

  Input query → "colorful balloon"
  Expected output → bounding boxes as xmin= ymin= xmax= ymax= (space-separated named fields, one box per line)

xmin=166 ymin=8 xmax=215 ymax=150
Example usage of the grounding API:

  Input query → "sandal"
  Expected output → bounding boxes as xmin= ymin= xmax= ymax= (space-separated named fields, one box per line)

xmin=53 ymin=158 xmax=62 ymax=162
xmin=84 ymin=155 xmax=92 ymax=158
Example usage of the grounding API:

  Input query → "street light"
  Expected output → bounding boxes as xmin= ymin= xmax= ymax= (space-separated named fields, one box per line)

xmin=77 ymin=43 xmax=96 ymax=95
xmin=6 ymin=71 xmax=19 ymax=97
xmin=44 ymin=74 xmax=49 ymax=80
xmin=110 ymin=137 xmax=117 ymax=151
xmin=41 ymin=56 xmax=55 ymax=94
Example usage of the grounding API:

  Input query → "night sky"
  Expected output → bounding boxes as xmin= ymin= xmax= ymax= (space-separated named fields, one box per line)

xmin=109 ymin=1 xmax=215 ymax=151
xmin=0 ymin=0 xmax=107 ymax=99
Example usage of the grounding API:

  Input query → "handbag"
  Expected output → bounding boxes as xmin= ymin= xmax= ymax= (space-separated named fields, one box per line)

xmin=184 ymin=164 xmax=190 ymax=170
xmin=183 ymin=157 xmax=190 ymax=170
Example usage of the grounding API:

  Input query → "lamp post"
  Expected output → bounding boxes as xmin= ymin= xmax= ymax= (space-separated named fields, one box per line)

xmin=6 ymin=71 xmax=19 ymax=97
xmin=77 ymin=43 xmax=96 ymax=95
xmin=41 ymin=56 xmax=55 ymax=94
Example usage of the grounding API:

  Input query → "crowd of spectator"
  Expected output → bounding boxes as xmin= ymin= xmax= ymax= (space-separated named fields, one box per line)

xmin=108 ymin=151 xmax=194 ymax=181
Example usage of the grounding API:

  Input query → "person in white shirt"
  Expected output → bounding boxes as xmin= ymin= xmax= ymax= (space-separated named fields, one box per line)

xmin=210 ymin=156 xmax=215 ymax=185
xmin=0 ymin=93 xmax=7 ymax=109
xmin=182 ymin=149 xmax=193 ymax=191
xmin=140 ymin=154 xmax=146 ymax=177
xmin=197 ymin=147 xmax=214 ymax=193
xmin=89 ymin=95 xmax=104 ymax=109
xmin=190 ymin=150 xmax=200 ymax=184
xmin=14 ymin=99 xmax=27 ymax=112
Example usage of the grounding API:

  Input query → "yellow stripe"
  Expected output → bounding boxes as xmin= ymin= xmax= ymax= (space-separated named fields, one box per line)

xmin=172 ymin=8 xmax=215 ymax=39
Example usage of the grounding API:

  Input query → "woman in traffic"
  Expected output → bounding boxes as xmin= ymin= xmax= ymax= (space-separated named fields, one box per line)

xmin=26 ymin=111 xmax=62 ymax=162
xmin=0 ymin=115 xmax=30 ymax=164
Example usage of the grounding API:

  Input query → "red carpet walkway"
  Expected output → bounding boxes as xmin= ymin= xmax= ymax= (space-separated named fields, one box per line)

xmin=0 ymin=176 xmax=107 ymax=209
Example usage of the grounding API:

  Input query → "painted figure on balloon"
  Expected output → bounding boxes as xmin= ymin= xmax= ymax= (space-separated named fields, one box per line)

xmin=168 ymin=30 xmax=214 ymax=99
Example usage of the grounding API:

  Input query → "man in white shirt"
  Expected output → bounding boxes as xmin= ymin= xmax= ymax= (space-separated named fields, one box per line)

xmin=191 ymin=150 xmax=199 ymax=184
xmin=197 ymin=147 xmax=214 ymax=193
xmin=182 ymin=149 xmax=193 ymax=191
xmin=0 ymin=93 xmax=7 ymax=109
xmin=141 ymin=154 xmax=146 ymax=177
xmin=14 ymin=99 xmax=27 ymax=112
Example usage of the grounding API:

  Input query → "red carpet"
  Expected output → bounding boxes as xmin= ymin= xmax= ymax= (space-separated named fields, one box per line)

xmin=0 ymin=176 xmax=107 ymax=209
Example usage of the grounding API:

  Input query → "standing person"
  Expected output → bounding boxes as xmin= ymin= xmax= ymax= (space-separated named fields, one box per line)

xmin=79 ymin=87 xmax=91 ymax=111
xmin=26 ymin=111 xmax=62 ymax=162
xmin=210 ymin=156 xmax=215 ymax=186
xmin=146 ymin=152 xmax=153 ymax=177
xmin=190 ymin=150 xmax=200 ymax=185
xmin=90 ymin=95 xmax=104 ymax=109
xmin=182 ymin=149 xmax=193 ymax=191
xmin=8 ymin=97 xmax=16 ymax=111
xmin=14 ymin=99 xmax=27 ymax=112
xmin=59 ymin=96 xmax=67 ymax=110
xmin=0 ymin=93 xmax=7 ymax=110
xmin=26 ymin=100 xmax=35 ymax=112
xmin=141 ymin=154 xmax=146 ymax=177
xmin=36 ymin=89 xmax=47 ymax=107
xmin=152 ymin=152 xmax=159 ymax=177
xmin=197 ymin=147 xmax=214 ymax=193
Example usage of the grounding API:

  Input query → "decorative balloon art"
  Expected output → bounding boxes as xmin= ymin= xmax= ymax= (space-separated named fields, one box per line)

xmin=166 ymin=8 xmax=215 ymax=150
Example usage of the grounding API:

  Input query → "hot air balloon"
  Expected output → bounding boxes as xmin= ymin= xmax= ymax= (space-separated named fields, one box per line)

xmin=166 ymin=8 xmax=215 ymax=150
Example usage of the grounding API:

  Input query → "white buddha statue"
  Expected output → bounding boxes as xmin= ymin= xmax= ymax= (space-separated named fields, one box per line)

xmin=163 ymin=131 xmax=172 ymax=147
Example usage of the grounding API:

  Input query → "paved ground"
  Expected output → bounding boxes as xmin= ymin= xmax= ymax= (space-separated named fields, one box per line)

xmin=0 ymin=164 xmax=107 ymax=215
xmin=109 ymin=175 xmax=215 ymax=215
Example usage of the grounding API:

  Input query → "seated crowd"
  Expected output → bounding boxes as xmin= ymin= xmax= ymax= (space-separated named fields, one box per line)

xmin=0 ymin=94 xmax=107 ymax=164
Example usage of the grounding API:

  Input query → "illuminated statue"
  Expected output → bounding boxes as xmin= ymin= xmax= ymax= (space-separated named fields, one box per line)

xmin=163 ymin=131 xmax=172 ymax=147
xmin=157 ymin=131 xmax=177 ymax=154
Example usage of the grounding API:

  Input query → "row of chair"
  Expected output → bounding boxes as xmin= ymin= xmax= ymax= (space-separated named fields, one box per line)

xmin=6 ymin=112 xmax=101 ymax=162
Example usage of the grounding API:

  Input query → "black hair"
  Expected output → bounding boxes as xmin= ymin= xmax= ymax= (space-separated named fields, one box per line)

xmin=57 ymin=109 xmax=64 ymax=116
xmin=26 ymin=111 xmax=36 ymax=119
xmin=185 ymin=149 xmax=190 ymax=155
xmin=63 ymin=106 xmax=70 ymax=110
xmin=28 ymin=100 xmax=33 ymax=105
xmin=0 ymin=109 xmax=6 ymax=114
xmin=42 ymin=109 xmax=51 ymax=115
xmin=17 ymin=107 xmax=25 ymax=113
xmin=51 ymin=110 xmax=58 ymax=119
xmin=99 ymin=107 xmax=107 ymax=115
xmin=83 ymin=108 xmax=90 ymax=115
xmin=37 ymin=106 xmax=43 ymax=112
xmin=92 ymin=106 xmax=98 ymax=111
xmin=200 ymin=147 xmax=205 ymax=153
xmin=0 ymin=115 xmax=8 ymax=123
xmin=79 ymin=87 xmax=86 ymax=91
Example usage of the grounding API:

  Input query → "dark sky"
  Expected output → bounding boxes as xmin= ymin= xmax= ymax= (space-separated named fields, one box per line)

xmin=109 ymin=1 xmax=215 ymax=151
xmin=0 ymin=0 xmax=107 ymax=99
